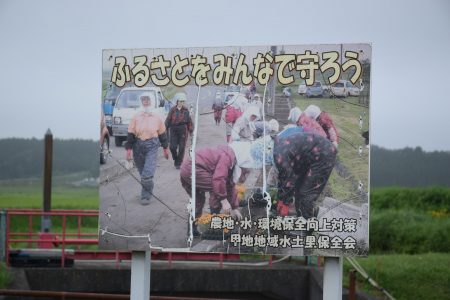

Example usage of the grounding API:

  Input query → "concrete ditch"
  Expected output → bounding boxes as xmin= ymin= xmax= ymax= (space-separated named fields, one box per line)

xmin=5 ymin=262 xmax=377 ymax=300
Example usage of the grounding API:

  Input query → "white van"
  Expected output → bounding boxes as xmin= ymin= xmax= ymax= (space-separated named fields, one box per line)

xmin=330 ymin=80 xmax=360 ymax=98
xmin=112 ymin=87 xmax=167 ymax=146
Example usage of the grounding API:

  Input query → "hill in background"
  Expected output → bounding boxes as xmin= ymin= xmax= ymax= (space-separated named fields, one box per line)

xmin=0 ymin=138 xmax=98 ymax=181
xmin=0 ymin=139 xmax=449 ymax=188
xmin=371 ymin=145 xmax=450 ymax=187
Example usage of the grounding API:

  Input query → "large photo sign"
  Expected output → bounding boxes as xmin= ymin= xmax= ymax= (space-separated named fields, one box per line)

xmin=99 ymin=44 xmax=371 ymax=257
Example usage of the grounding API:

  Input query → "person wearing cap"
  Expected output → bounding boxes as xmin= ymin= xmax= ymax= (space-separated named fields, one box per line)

xmin=180 ymin=142 xmax=254 ymax=235
xmin=165 ymin=92 xmax=193 ymax=169
xmin=125 ymin=93 xmax=169 ymax=206
xmin=231 ymin=105 xmax=260 ymax=141
xmin=304 ymin=104 xmax=339 ymax=148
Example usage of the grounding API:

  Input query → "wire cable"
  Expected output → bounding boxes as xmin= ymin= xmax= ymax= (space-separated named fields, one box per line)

xmin=346 ymin=257 xmax=396 ymax=300
xmin=114 ymin=159 xmax=187 ymax=221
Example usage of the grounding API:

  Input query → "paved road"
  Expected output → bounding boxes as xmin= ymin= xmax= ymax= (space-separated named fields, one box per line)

xmin=99 ymin=84 xmax=230 ymax=250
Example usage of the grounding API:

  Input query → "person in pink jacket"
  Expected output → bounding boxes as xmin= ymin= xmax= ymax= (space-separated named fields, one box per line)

xmin=304 ymin=105 xmax=339 ymax=148
xmin=288 ymin=106 xmax=326 ymax=137
xmin=296 ymin=112 xmax=327 ymax=138
xmin=180 ymin=142 xmax=254 ymax=235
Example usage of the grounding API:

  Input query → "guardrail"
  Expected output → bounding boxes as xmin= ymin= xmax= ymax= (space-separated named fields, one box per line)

xmin=5 ymin=209 xmax=99 ymax=267
xmin=3 ymin=209 xmax=243 ymax=268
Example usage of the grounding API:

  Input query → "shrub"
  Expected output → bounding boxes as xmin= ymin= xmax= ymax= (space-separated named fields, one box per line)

xmin=370 ymin=210 xmax=450 ymax=254
xmin=371 ymin=187 xmax=450 ymax=211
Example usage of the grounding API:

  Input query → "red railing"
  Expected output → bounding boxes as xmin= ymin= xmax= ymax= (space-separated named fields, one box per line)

xmin=4 ymin=209 xmax=242 ymax=268
xmin=5 ymin=209 xmax=99 ymax=267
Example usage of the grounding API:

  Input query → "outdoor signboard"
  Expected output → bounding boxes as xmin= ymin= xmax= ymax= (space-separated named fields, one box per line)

xmin=99 ymin=44 xmax=371 ymax=257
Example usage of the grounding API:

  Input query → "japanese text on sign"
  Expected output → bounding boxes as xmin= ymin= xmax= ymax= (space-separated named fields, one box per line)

xmin=111 ymin=51 xmax=362 ymax=88
xmin=208 ymin=216 xmax=359 ymax=250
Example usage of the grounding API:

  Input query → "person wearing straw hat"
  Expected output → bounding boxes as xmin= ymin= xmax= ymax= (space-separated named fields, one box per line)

xmin=125 ymin=92 xmax=169 ymax=205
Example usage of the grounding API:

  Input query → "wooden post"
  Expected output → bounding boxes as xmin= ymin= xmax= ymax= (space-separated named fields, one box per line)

xmin=42 ymin=129 xmax=53 ymax=232
xmin=348 ymin=269 xmax=357 ymax=300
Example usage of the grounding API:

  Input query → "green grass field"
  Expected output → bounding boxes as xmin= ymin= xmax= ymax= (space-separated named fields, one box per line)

xmin=1 ymin=178 xmax=99 ymax=251
xmin=344 ymin=253 xmax=450 ymax=300
xmin=0 ymin=184 xmax=98 ymax=209
xmin=0 ymin=263 xmax=10 ymax=289
xmin=1 ymin=180 xmax=449 ymax=298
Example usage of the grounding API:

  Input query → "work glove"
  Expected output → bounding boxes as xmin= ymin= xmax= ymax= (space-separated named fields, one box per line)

xmin=126 ymin=149 xmax=133 ymax=161
xmin=163 ymin=148 xmax=169 ymax=160
xmin=277 ymin=201 xmax=289 ymax=217
xmin=230 ymin=209 xmax=243 ymax=221
xmin=220 ymin=199 xmax=232 ymax=214
xmin=235 ymin=183 xmax=246 ymax=194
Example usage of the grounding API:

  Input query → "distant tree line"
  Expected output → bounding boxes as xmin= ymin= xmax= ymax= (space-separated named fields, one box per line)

xmin=371 ymin=145 xmax=450 ymax=187
xmin=0 ymin=139 xmax=449 ymax=187
xmin=0 ymin=138 xmax=99 ymax=180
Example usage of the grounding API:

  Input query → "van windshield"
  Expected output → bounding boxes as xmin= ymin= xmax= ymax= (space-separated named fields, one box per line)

xmin=116 ymin=90 xmax=157 ymax=109
xmin=334 ymin=82 xmax=344 ymax=88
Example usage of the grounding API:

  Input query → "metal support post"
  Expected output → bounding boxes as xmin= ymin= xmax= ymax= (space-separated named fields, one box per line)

xmin=130 ymin=251 xmax=151 ymax=300
xmin=323 ymin=256 xmax=343 ymax=300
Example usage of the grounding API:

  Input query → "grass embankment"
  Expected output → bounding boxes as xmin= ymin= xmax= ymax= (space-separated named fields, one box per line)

xmin=370 ymin=187 xmax=450 ymax=254
xmin=294 ymin=94 xmax=369 ymax=184
xmin=0 ymin=263 xmax=11 ymax=289
xmin=346 ymin=187 xmax=450 ymax=299
xmin=344 ymin=253 xmax=450 ymax=300
xmin=291 ymin=94 xmax=369 ymax=207
xmin=1 ymin=178 xmax=99 ymax=251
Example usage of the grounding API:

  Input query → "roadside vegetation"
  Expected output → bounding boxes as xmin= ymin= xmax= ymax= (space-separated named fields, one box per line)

xmin=344 ymin=187 xmax=450 ymax=299
xmin=344 ymin=253 xmax=450 ymax=300
xmin=2 ymin=180 xmax=449 ymax=298
xmin=0 ymin=263 xmax=11 ymax=289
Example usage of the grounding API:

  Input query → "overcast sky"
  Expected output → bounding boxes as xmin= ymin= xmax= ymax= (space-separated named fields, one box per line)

xmin=1 ymin=0 xmax=449 ymax=151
